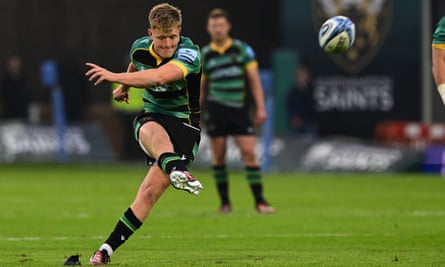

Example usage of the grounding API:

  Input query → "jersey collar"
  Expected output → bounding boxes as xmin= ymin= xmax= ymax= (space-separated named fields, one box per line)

xmin=149 ymin=43 xmax=163 ymax=65
xmin=210 ymin=38 xmax=233 ymax=55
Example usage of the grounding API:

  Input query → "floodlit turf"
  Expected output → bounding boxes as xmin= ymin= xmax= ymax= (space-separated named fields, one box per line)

xmin=0 ymin=163 xmax=444 ymax=266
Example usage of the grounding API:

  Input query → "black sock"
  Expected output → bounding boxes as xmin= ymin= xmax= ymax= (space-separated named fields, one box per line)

xmin=158 ymin=152 xmax=187 ymax=174
xmin=105 ymin=208 xmax=143 ymax=251
xmin=246 ymin=166 xmax=265 ymax=204
xmin=213 ymin=165 xmax=229 ymax=205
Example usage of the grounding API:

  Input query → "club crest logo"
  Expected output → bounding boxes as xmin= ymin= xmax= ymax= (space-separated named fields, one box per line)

xmin=313 ymin=0 xmax=393 ymax=74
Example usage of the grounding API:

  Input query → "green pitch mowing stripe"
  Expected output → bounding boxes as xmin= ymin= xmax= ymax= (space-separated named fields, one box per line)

xmin=0 ymin=164 xmax=444 ymax=266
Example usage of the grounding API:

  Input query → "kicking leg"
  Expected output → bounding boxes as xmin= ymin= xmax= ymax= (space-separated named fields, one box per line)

xmin=139 ymin=122 xmax=203 ymax=195
xmin=90 ymin=122 xmax=202 ymax=265
xmin=90 ymin=166 xmax=170 ymax=265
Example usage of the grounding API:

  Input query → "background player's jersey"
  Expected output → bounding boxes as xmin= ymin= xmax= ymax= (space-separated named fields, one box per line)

xmin=130 ymin=36 xmax=201 ymax=124
xmin=433 ymin=16 xmax=445 ymax=49
xmin=201 ymin=38 xmax=257 ymax=108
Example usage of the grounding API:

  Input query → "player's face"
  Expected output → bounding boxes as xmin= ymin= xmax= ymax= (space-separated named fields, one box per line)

xmin=149 ymin=27 xmax=181 ymax=59
xmin=207 ymin=17 xmax=231 ymax=43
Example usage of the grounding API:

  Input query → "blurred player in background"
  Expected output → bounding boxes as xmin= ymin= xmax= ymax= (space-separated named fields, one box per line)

xmin=1 ymin=55 xmax=30 ymax=120
xmin=286 ymin=63 xmax=317 ymax=137
xmin=433 ymin=16 xmax=445 ymax=101
xmin=85 ymin=3 xmax=203 ymax=265
xmin=200 ymin=8 xmax=274 ymax=214
xmin=432 ymin=16 xmax=445 ymax=176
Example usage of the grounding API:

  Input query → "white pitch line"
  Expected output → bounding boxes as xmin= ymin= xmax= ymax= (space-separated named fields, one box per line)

xmin=0 ymin=232 xmax=389 ymax=242
xmin=410 ymin=211 xmax=445 ymax=217
xmin=328 ymin=210 xmax=445 ymax=217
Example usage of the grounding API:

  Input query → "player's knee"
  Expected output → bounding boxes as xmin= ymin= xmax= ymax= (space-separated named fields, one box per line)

xmin=212 ymin=156 xmax=225 ymax=166
xmin=241 ymin=150 xmax=257 ymax=165
xmin=139 ymin=122 xmax=155 ymax=140
xmin=211 ymin=149 xmax=226 ymax=164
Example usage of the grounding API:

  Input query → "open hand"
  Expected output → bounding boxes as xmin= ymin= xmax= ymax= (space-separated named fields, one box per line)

xmin=85 ymin=63 xmax=117 ymax=86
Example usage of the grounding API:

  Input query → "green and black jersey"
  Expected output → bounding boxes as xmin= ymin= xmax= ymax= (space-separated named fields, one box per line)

xmin=433 ymin=16 xmax=445 ymax=49
xmin=201 ymin=38 xmax=257 ymax=108
xmin=129 ymin=36 xmax=201 ymax=124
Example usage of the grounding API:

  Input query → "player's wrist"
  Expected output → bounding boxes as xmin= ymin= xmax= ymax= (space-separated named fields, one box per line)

xmin=121 ymin=85 xmax=130 ymax=92
xmin=114 ymin=84 xmax=129 ymax=91
xmin=438 ymin=83 xmax=445 ymax=105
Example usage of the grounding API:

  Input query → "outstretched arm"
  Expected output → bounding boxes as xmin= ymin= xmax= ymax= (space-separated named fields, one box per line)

xmin=86 ymin=62 xmax=183 ymax=88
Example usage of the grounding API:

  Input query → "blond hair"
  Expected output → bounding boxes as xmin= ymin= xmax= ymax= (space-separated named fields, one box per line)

xmin=149 ymin=3 xmax=182 ymax=32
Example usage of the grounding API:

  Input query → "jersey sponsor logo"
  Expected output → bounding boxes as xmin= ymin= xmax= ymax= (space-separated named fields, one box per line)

xmin=313 ymin=0 xmax=393 ymax=74
xmin=206 ymin=56 xmax=237 ymax=69
xmin=207 ymin=58 xmax=216 ymax=68
xmin=209 ymin=65 xmax=243 ymax=80
xmin=177 ymin=48 xmax=198 ymax=64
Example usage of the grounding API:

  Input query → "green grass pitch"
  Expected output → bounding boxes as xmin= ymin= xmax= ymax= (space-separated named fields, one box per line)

xmin=0 ymin=163 xmax=444 ymax=266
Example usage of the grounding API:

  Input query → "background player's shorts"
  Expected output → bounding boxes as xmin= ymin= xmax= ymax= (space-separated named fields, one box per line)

xmin=133 ymin=111 xmax=201 ymax=166
xmin=204 ymin=101 xmax=255 ymax=137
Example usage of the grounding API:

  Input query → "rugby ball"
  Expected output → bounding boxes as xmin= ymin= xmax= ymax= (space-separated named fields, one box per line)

xmin=318 ymin=16 xmax=355 ymax=54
